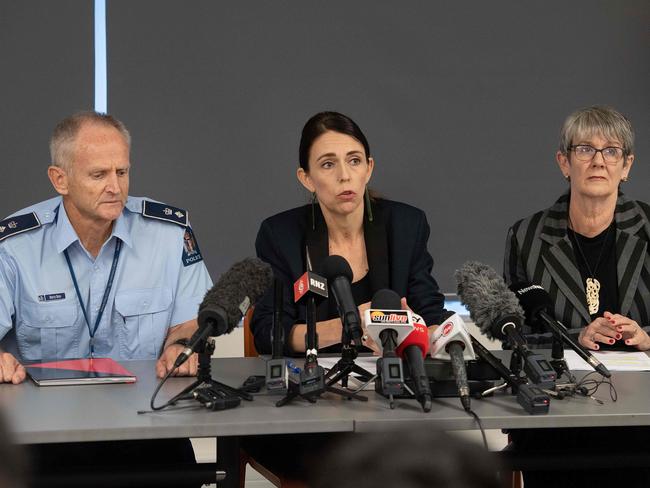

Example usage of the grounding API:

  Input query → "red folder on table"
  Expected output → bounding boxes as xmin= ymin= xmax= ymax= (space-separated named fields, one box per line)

xmin=25 ymin=358 xmax=137 ymax=386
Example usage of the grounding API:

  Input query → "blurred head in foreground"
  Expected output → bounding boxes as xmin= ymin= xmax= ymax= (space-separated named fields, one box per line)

xmin=310 ymin=427 xmax=501 ymax=488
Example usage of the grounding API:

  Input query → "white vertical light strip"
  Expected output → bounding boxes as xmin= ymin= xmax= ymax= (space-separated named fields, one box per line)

xmin=94 ymin=0 xmax=107 ymax=113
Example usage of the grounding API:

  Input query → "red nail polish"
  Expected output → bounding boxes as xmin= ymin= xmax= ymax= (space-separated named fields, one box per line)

xmin=616 ymin=334 xmax=622 ymax=340
xmin=626 ymin=340 xmax=631 ymax=345
xmin=609 ymin=339 xmax=615 ymax=344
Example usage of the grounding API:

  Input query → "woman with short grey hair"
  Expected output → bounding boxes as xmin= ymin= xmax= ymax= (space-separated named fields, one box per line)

xmin=503 ymin=106 xmax=650 ymax=488
xmin=505 ymin=105 xmax=649 ymax=351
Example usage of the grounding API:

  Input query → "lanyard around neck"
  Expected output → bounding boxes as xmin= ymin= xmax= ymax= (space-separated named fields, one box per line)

xmin=63 ymin=239 xmax=122 ymax=357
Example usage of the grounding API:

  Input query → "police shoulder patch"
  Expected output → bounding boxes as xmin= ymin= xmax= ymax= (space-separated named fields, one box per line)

xmin=182 ymin=227 xmax=204 ymax=267
xmin=0 ymin=212 xmax=41 ymax=242
xmin=142 ymin=200 xmax=189 ymax=227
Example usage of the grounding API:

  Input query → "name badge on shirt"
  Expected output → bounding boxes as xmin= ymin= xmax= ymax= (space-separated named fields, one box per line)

xmin=38 ymin=293 xmax=66 ymax=302
xmin=182 ymin=228 xmax=203 ymax=267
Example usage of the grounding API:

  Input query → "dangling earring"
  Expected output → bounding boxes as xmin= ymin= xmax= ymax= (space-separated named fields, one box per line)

xmin=364 ymin=186 xmax=374 ymax=223
xmin=565 ymin=174 xmax=570 ymax=182
xmin=311 ymin=192 xmax=317 ymax=230
xmin=621 ymin=176 xmax=628 ymax=182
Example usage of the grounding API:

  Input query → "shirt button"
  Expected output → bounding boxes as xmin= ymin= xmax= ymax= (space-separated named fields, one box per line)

xmin=142 ymin=301 xmax=149 ymax=307
xmin=45 ymin=316 xmax=52 ymax=322
xmin=94 ymin=265 xmax=100 ymax=271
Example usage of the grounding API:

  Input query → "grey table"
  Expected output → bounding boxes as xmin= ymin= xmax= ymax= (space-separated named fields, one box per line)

xmin=2 ymin=356 xmax=650 ymax=486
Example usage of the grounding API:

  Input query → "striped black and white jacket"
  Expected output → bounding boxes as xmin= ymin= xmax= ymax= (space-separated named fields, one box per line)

xmin=504 ymin=192 xmax=650 ymax=344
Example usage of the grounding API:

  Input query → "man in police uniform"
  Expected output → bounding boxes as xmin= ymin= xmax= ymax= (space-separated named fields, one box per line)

xmin=0 ymin=111 xmax=212 ymax=483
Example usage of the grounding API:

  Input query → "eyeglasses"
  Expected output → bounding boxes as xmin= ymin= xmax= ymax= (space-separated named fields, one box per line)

xmin=569 ymin=145 xmax=625 ymax=164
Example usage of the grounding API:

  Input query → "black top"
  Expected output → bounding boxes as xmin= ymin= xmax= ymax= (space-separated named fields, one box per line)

xmin=251 ymin=198 xmax=446 ymax=355
xmin=568 ymin=221 xmax=634 ymax=351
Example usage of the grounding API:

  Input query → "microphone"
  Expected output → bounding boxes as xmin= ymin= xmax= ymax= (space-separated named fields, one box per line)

xmin=511 ymin=283 xmax=611 ymax=378
xmin=293 ymin=269 xmax=328 ymax=356
xmin=364 ymin=289 xmax=416 ymax=354
xmin=455 ymin=261 xmax=556 ymax=388
xmin=470 ymin=336 xmax=550 ymax=415
xmin=396 ymin=316 xmax=432 ymax=412
xmin=174 ymin=257 xmax=273 ymax=368
xmin=321 ymin=255 xmax=363 ymax=346
xmin=363 ymin=289 xmax=412 ymax=406
xmin=291 ymin=267 xmax=328 ymax=397
xmin=430 ymin=313 xmax=475 ymax=411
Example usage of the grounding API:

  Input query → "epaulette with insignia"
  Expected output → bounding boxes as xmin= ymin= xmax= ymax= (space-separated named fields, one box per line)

xmin=142 ymin=200 xmax=189 ymax=227
xmin=0 ymin=212 xmax=41 ymax=242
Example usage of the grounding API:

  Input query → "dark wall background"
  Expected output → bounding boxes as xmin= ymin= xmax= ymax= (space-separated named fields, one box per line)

xmin=2 ymin=1 xmax=648 ymax=292
xmin=0 ymin=1 xmax=93 ymax=208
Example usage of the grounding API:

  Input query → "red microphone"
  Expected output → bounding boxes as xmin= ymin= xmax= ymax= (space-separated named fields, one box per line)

xmin=395 ymin=319 xmax=429 ymax=358
xmin=396 ymin=316 xmax=432 ymax=412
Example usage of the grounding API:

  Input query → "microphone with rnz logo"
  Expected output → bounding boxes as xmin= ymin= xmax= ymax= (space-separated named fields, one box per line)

xmin=364 ymin=289 xmax=413 ymax=408
xmin=290 ymin=268 xmax=328 ymax=398
xmin=430 ymin=313 xmax=475 ymax=411
xmin=293 ymin=269 xmax=328 ymax=356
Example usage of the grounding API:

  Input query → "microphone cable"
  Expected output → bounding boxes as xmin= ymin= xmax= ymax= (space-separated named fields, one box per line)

xmin=138 ymin=364 xmax=181 ymax=413
xmin=466 ymin=408 xmax=489 ymax=450
xmin=576 ymin=370 xmax=618 ymax=404
xmin=148 ymin=365 xmax=180 ymax=412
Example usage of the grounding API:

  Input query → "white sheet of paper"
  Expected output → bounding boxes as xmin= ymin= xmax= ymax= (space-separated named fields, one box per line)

xmin=564 ymin=350 xmax=650 ymax=372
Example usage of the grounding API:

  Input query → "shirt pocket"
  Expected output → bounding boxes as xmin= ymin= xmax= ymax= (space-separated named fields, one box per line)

xmin=114 ymin=288 xmax=172 ymax=359
xmin=17 ymin=302 xmax=80 ymax=360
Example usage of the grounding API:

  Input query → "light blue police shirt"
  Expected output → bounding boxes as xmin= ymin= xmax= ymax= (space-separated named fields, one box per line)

xmin=0 ymin=196 xmax=213 ymax=361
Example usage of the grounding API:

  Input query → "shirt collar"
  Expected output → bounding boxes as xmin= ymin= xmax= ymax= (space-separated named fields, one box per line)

xmin=53 ymin=203 xmax=133 ymax=254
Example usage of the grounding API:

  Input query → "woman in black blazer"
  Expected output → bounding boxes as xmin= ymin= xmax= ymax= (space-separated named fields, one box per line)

xmin=243 ymin=112 xmax=446 ymax=484
xmin=251 ymin=111 xmax=446 ymax=355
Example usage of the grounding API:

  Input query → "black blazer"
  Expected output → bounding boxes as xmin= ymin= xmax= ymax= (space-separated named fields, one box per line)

xmin=504 ymin=191 xmax=650 ymax=345
xmin=251 ymin=198 xmax=446 ymax=354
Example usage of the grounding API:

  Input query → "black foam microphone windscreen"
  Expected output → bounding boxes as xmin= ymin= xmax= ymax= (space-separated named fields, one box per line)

xmin=198 ymin=257 xmax=274 ymax=336
xmin=371 ymin=289 xmax=402 ymax=310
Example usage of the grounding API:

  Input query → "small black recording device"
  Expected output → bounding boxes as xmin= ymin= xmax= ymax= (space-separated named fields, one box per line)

xmin=516 ymin=384 xmax=550 ymax=415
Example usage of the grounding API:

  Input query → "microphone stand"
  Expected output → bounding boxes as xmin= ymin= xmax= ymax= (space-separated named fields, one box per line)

xmin=277 ymin=295 xmax=325 ymax=406
xmin=323 ymin=324 xmax=372 ymax=401
xmin=266 ymin=279 xmax=289 ymax=394
xmin=168 ymin=337 xmax=252 ymax=410
xmin=550 ymin=336 xmax=569 ymax=379
xmin=277 ymin=295 xmax=366 ymax=406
